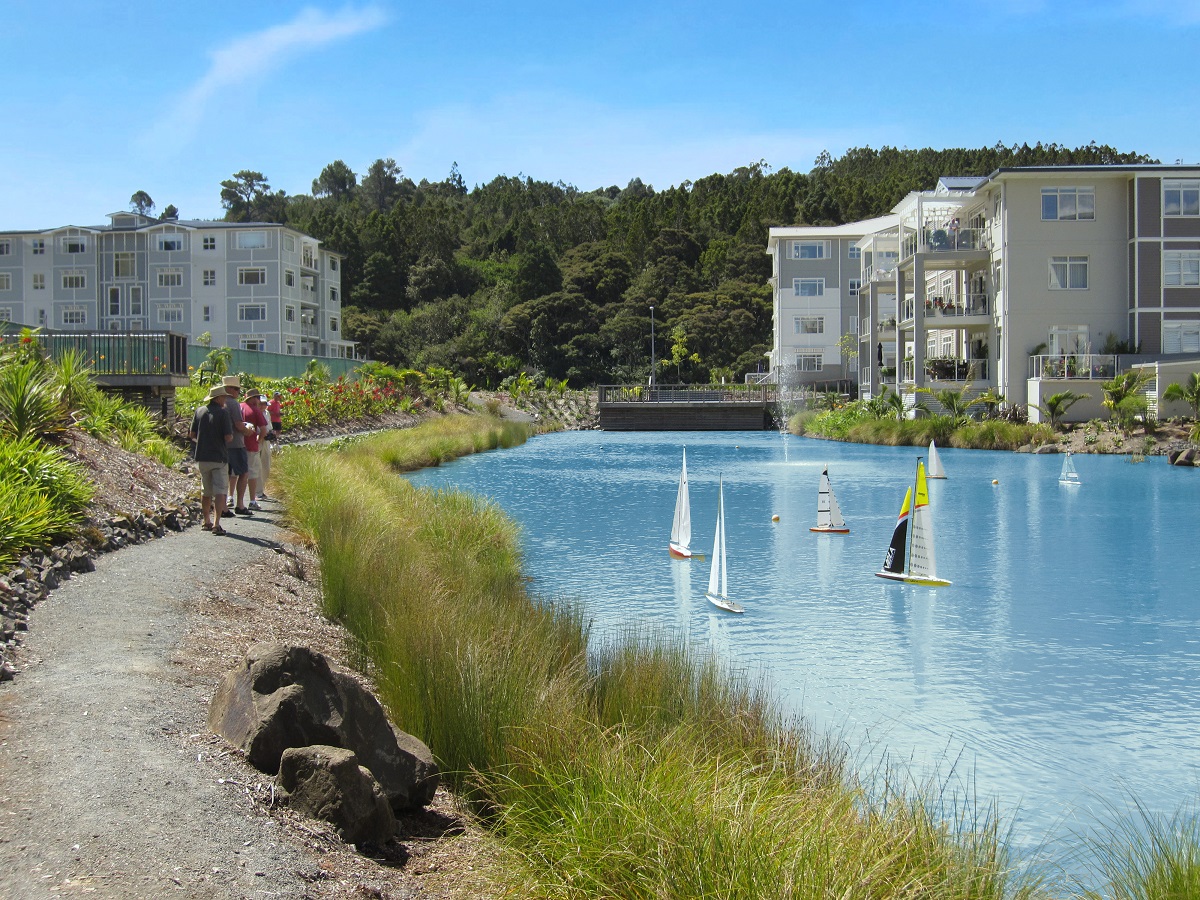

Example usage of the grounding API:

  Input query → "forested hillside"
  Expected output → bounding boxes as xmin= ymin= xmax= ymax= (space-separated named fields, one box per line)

xmin=218 ymin=142 xmax=1154 ymax=387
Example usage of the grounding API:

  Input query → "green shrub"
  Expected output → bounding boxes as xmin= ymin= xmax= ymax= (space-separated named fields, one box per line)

xmin=0 ymin=434 xmax=93 ymax=567
xmin=0 ymin=360 xmax=65 ymax=439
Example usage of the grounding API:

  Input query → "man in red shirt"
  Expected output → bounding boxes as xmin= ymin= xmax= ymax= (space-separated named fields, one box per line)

xmin=240 ymin=390 xmax=270 ymax=511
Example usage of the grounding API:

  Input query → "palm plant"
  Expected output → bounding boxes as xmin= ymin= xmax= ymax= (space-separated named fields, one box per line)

xmin=1162 ymin=372 xmax=1200 ymax=419
xmin=1032 ymin=390 xmax=1089 ymax=430
xmin=1101 ymin=369 xmax=1153 ymax=431
xmin=917 ymin=380 xmax=979 ymax=424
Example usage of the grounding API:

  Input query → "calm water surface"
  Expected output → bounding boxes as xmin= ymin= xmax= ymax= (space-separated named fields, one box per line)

xmin=409 ymin=431 xmax=1200 ymax=854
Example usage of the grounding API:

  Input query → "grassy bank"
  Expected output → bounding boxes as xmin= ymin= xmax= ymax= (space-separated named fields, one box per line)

xmin=792 ymin=404 xmax=1055 ymax=451
xmin=276 ymin=414 xmax=1038 ymax=898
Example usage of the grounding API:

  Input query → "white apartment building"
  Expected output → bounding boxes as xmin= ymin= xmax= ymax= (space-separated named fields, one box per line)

xmin=765 ymin=215 xmax=897 ymax=388
xmin=768 ymin=166 xmax=1200 ymax=417
xmin=0 ymin=212 xmax=354 ymax=359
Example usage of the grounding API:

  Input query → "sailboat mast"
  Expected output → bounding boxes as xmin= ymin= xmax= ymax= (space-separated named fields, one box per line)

xmin=908 ymin=457 xmax=922 ymax=576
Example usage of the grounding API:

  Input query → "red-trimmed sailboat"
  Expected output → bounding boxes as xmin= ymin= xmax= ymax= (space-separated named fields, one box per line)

xmin=810 ymin=467 xmax=850 ymax=534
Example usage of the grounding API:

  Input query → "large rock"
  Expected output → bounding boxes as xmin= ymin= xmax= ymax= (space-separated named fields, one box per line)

xmin=208 ymin=643 xmax=439 ymax=811
xmin=1168 ymin=446 xmax=1198 ymax=466
xmin=278 ymin=745 xmax=396 ymax=845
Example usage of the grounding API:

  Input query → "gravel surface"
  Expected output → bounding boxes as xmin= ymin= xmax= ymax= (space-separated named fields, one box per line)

xmin=0 ymin=476 xmax=506 ymax=899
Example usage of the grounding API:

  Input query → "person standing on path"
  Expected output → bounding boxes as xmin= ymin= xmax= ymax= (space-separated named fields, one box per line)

xmin=188 ymin=384 xmax=234 ymax=533
xmin=240 ymin=389 xmax=269 ymax=511
xmin=222 ymin=375 xmax=255 ymax=516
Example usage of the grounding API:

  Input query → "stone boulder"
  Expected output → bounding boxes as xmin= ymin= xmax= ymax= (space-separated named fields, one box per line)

xmin=278 ymin=745 xmax=396 ymax=846
xmin=208 ymin=643 xmax=439 ymax=811
xmin=1168 ymin=446 xmax=1198 ymax=466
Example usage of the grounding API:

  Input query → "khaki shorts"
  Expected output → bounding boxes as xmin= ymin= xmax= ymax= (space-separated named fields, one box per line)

xmin=199 ymin=460 xmax=230 ymax=498
xmin=247 ymin=449 xmax=262 ymax=482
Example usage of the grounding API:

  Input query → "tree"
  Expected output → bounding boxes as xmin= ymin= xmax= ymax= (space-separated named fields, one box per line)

xmin=360 ymin=158 xmax=403 ymax=213
xmin=662 ymin=325 xmax=701 ymax=382
xmin=161 ymin=204 xmax=179 ymax=219
xmin=312 ymin=160 xmax=357 ymax=202
xmin=129 ymin=191 xmax=155 ymax=215
xmin=1162 ymin=372 xmax=1200 ymax=418
xmin=1101 ymin=369 xmax=1153 ymax=428
xmin=219 ymin=171 xmax=270 ymax=221
xmin=1032 ymin=390 xmax=1089 ymax=429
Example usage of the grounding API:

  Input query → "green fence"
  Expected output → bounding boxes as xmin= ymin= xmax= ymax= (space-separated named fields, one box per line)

xmin=187 ymin=346 xmax=361 ymax=380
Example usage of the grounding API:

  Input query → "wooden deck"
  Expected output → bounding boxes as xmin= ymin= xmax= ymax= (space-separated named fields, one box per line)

xmin=597 ymin=384 xmax=775 ymax=431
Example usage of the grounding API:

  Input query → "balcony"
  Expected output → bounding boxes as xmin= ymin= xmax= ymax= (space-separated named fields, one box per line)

xmin=923 ymin=293 xmax=989 ymax=318
xmin=1028 ymin=354 xmax=1117 ymax=381
xmin=925 ymin=357 xmax=989 ymax=382
xmin=865 ymin=261 xmax=898 ymax=283
xmin=902 ymin=226 xmax=990 ymax=258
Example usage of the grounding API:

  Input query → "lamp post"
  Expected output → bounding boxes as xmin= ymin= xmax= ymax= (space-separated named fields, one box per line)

xmin=649 ymin=304 xmax=656 ymax=388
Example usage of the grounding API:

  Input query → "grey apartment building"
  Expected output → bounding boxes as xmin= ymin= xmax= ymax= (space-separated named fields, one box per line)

xmin=0 ymin=212 xmax=354 ymax=359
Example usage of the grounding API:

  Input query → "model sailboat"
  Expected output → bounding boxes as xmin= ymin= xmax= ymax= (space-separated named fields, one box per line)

xmin=668 ymin=449 xmax=694 ymax=558
xmin=810 ymin=467 xmax=850 ymax=533
xmin=706 ymin=476 xmax=743 ymax=613
xmin=875 ymin=458 xmax=951 ymax=586
xmin=1059 ymin=451 xmax=1081 ymax=486
xmin=927 ymin=440 xmax=947 ymax=479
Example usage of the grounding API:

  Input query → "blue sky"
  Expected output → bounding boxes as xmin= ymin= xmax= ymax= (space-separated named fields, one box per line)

xmin=3 ymin=0 xmax=1198 ymax=230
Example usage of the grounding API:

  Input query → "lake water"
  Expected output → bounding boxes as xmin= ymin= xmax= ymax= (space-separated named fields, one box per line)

xmin=408 ymin=430 xmax=1200 ymax=858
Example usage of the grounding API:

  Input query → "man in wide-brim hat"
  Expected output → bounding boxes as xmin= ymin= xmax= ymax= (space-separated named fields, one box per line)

xmin=189 ymin=385 xmax=234 ymax=533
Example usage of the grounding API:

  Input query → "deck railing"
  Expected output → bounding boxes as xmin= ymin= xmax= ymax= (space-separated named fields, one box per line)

xmin=1028 ymin=354 xmax=1117 ymax=381
xmin=38 ymin=330 xmax=189 ymax=377
xmin=600 ymin=384 xmax=771 ymax=404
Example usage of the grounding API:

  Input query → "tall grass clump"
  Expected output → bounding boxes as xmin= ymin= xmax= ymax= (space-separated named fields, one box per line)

xmin=0 ymin=360 xmax=65 ymax=439
xmin=1076 ymin=797 xmax=1200 ymax=899
xmin=274 ymin=413 xmax=1040 ymax=898
xmin=0 ymin=433 xmax=93 ymax=567
xmin=951 ymin=420 xmax=1054 ymax=451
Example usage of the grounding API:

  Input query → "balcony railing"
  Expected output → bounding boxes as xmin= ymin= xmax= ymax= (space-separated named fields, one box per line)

xmin=902 ymin=227 xmax=989 ymax=258
xmin=865 ymin=262 xmax=898 ymax=282
xmin=922 ymin=293 xmax=989 ymax=318
xmin=600 ymin=384 xmax=771 ymax=404
xmin=925 ymin=358 xmax=989 ymax=381
xmin=901 ymin=298 xmax=916 ymax=322
xmin=37 ymin=330 xmax=189 ymax=377
xmin=1028 ymin=354 xmax=1117 ymax=381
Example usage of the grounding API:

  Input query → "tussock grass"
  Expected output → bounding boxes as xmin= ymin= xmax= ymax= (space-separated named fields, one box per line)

xmin=0 ymin=434 xmax=93 ymax=567
xmin=276 ymin=413 xmax=1044 ymax=899
xmin=1076 ymin=797 xmax=1200 ymax=899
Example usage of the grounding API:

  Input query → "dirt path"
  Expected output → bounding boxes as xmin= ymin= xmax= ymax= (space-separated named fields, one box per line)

xmin=0 ymin=499 xmax=501 ymax=899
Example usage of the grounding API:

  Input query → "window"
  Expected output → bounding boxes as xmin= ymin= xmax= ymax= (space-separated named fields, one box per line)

xmin=285 ymin=305 xmax=296 ymax=322
xmin=157 ymin=304 xmax=184 ymax=324
xmin=848 ymin=246 xmax=861 ymax=259
xmin=62 ymin=236 xmax=88 ymax=253
xmin=330 ymin=287 xmax=339 ymax=303
xmin=790 ymin=240 xmax=830 ymax=260
xmin=0 ymin=240 xmax=10 ymax=255
xmin=32 ymin=239 xmax=45 ymax=255
xmin=284 ymin=235 xmax=295 ymax=252
xmin=329 ymin=317 xmax=339 ymax=332
xmin=157 ymin=234 xmax=185 ymax=252
xmin=238 ymin=303 xmax=267 ymax=321
xmin=202 ymin=236 xmax=216 ymax=250
xmin=238 ymin=267 xmax=267 ymax=285
xmin=241 ymin=338 xmax=266 ymax=351
xmin=793 ymin=278 xmax=824 ymax=297
xmin=0 ymin=273 xmax=10 ymax=291
xmin=0 ymin=308 xmax=11 ymax=322
xmin=32 ymin=273 xmax=45 ymax=290
xmin=1049 ymin=256 xmax=1088 ymax=290
xmin=62 ymin=270 xmax=86 ymax=289
xmin=1164 ymin=180 xmax=1200 ymax=217
xmin=330 ymin=258 xmax=339 ymax=271
xmin=203 ymin=269 xmax=216 ymax=286
xmin=235 ymin=231 xmax=267 ymax=249
xmin=284 ymin=269 xmax=295 ymax=287
xmin=796 ymin=353 xmax=823 ymax=372
xmin=1041 ymin=187 xmax=1095 ymax=221
xmin=108 ymin=287 xmax=120 ymax=315
xmin=129 ymin=286 xmax=143 ymax=316
xmin=848 ymin=279 xmax=861 ymax=296
xmin=202 ymin=305 xmax=211 ymax=322
xmin=285 ymin=340 xmax=296 ymax=355
xmin=114 ymin=252 xmax=136 ymax=278
xmin=1164 ymin=322 xmax=1200 ymax=353
xmin=62 ymin=307 xmax=86 ymax=325
xmin=793 ymin=316 xmax=824 ymax=335
xmin=1164 ymin=251 xmax=1200 ymax=287
xmin=157 ymin=268 xmax=183 ymax=287
xmin=941 ymin=333 xmax=955 ymax=356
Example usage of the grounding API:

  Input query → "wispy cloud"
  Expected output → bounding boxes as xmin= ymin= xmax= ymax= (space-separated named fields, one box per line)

xmin=147 ymin=5 xmax=387 ymax=152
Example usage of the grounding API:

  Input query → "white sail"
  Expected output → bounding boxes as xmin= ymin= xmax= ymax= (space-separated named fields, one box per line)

xmin=927 ymin=440 xmax=947 ymax=478
xmin=706 ymin=477 xmax=743 ymax=613
xmin=1059 ymin=452 xmax=1081 ymax=485
xmin=812 ymin=468 xmax=849 ymax=533
xmin=881 ymin=459 xmax=951 ymax=587
xmin=669 ymin=449 xmax=692 ymax=555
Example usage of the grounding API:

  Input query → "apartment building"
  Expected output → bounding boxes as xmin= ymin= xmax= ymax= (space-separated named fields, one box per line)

xmin=0 ymin=212 xmax=354 ymax=359
xmin=765 ymin=215 xmax=897 ymax=388
xmin=768 ymin=165 xmax=1200 ymax=416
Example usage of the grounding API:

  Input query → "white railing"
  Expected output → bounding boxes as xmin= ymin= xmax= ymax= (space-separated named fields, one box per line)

xmin=922 ymin=293 xmax=989 ymax=318
xmin=1028 ymin=354 xmax=1117 ymax=380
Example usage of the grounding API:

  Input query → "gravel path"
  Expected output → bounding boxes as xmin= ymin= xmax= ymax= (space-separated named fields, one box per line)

xmin=0 ymin=505 xmax=335 ymax=898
